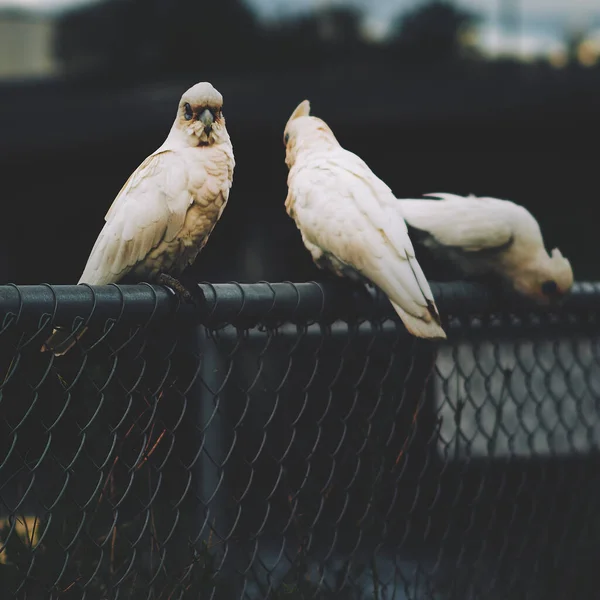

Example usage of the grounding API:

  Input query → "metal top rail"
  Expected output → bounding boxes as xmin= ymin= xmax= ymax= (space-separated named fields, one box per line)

xmin=0 ymin=281 xmax=599 ymax=329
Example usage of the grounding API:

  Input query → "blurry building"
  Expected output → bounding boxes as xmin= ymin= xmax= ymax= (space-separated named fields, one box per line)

xmin=0 ymin=9 xmax=58 ymax=80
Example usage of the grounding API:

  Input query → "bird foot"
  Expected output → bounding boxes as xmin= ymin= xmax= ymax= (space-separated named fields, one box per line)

xmin=157 ymin=273 xmax=207 ymax=319
xmin=157 ymin=273 xmax=194 ymax=304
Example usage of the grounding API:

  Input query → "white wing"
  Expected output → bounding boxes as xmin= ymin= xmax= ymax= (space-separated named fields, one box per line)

xmin=290 ymin=151 xmax=442 ymax=328
xmin=79 ymin=150 xmax=195 ymax=285
xmin=400 ymin=193 xmax=515 ymax=253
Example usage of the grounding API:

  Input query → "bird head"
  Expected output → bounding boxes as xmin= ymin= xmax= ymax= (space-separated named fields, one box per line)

xmin=175 ymin=82 xmax=227 ymax=147
xmin=283 ymin=100 xmax=338 ymax=168
xmin=512 ymin=247 xmax=574 ymax=306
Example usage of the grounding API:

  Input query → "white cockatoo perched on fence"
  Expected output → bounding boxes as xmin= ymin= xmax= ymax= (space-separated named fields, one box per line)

xmin=42 ymin=81 xmax=235 ymax=356
xmin=398 ymin=193 xmax=573 ymax=305
xmin=283 ymin=100 xmax=446 ymax=340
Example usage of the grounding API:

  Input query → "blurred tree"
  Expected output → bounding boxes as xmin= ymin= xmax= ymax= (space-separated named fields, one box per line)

xmin=389 ymin=0 xmax=479 ymax=64
xmin=564 ymin=26 xmax=588 ymax=67
xmin=55 ymin=0 xmax=260 ymax=81
xmin=316 ymin=6 xmax=362 ymax=44
xmin=55 ymin=0 xmax=131 ymax=78
xmin=157 ymin=0 xmax=260 ymax=73
xmin=55 ymin=0 xmax=376 ymax=80
xmin=265 ymin=6 xmax=365 ymax=70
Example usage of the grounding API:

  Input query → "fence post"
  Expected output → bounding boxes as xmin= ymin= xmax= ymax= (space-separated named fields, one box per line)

xmin=193 ymin=324 xmax=238 ymax=585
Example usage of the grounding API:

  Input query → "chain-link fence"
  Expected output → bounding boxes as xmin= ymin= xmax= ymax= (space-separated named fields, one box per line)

xmin=1 ymin=281 xmax=600 ymax=599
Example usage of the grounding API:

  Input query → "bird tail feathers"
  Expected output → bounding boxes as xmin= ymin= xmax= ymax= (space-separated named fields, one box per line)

xmin=390 ymin=301 xmax=447 ymax=340
xmin=41 ymin=326 xmax=89 ymax=357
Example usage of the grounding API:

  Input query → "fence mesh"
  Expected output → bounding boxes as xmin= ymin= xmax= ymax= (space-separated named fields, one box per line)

xmin=1 ymin=281 xmax=600 ymax=599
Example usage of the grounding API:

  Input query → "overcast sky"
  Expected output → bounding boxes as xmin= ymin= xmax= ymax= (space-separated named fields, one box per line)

xmin=2 ymin=0 xmax=600 ymax=45
xmin=249 ymin=0 xmax=600 ymax=20
xmin=2 ymin=0 xmax=599 ymax=18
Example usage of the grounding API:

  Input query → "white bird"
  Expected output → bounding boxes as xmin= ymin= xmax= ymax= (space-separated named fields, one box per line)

xmin=283 ymin=100 xmax=446 ymax=340
xmin=399 ymin=193 xmax=574 ymax=304
xmin=43 ymin=81 xmax=235 ymax=355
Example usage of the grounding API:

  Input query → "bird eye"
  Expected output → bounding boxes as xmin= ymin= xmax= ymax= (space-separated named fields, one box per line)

xmin=183 ymin=102 xmax=193 ymax=121
xmin=284 ymin=133 xmax=290 ymax=145
xmin=541 ymin=280 xmax=558 ymax=296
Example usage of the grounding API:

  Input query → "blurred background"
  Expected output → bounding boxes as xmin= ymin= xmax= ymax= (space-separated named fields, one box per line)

xmin=0 ymin=0 xmax=598 ymax=286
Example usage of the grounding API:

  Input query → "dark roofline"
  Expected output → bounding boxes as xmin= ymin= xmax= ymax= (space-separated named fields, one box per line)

xmin=0 ymin=64 xmax=598 ymax=158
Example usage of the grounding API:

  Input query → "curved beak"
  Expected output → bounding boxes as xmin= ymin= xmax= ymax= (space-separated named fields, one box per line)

xmin=199 ymin=108 xmax=215 ymax=132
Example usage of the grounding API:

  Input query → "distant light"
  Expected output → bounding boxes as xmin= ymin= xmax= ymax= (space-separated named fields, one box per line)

xmin=477 ymin=23 xmax=566 ymax=62
xmin=458 ymin=26 xmax=479 ymax=50
xmin=359 ymin=15 xmax=389 ymax=43
xmin=548 ymin=50 xmax=567 ymax=69
xmin=577 ymin=39 xmax=600 ymax=67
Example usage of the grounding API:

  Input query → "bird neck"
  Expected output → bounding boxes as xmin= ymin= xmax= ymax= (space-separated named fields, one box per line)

xmin=159 ymin=121 xmax=203 ymax=151
xmin=294 ymin=133 xmax=339 ymax=162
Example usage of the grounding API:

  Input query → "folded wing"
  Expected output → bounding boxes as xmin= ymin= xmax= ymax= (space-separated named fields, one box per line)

xmin=80 ymin=151 xmax=197 ymax=285
xmin=400 ymin=193 xmax=514 ymax=254
xmin=291 ymin=155 xmax=445 ymax=339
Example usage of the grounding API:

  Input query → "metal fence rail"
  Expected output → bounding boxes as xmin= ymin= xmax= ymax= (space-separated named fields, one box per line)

xmin=0 ymin=281 xmax=599 ymax=599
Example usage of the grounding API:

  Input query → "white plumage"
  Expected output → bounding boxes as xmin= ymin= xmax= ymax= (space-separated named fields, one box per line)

xmin=43 ymin=81 xmax=235 ymax=355
xmin=399 ymin=193 xmax=573 ymax=303
xmin=284 ymin=100 xmax=446 ymax=340
xmin=80 ymin=82 xmax=234 ymax=286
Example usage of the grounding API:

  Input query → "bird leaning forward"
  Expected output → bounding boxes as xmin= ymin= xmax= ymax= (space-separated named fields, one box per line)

xmin=283 ymin=100 xmax=446 ymax=340
xmin=42 ymin=81 xmax=235 ymax=356
xmin=398 ymin=193 xmax=573 ymax=305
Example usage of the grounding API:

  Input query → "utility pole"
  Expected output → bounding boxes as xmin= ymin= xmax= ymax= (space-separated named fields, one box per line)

xmin=315 ymin=0 xmax=334 ymax=41
xmin=499 ymin=0 xmax=520 ymax=59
